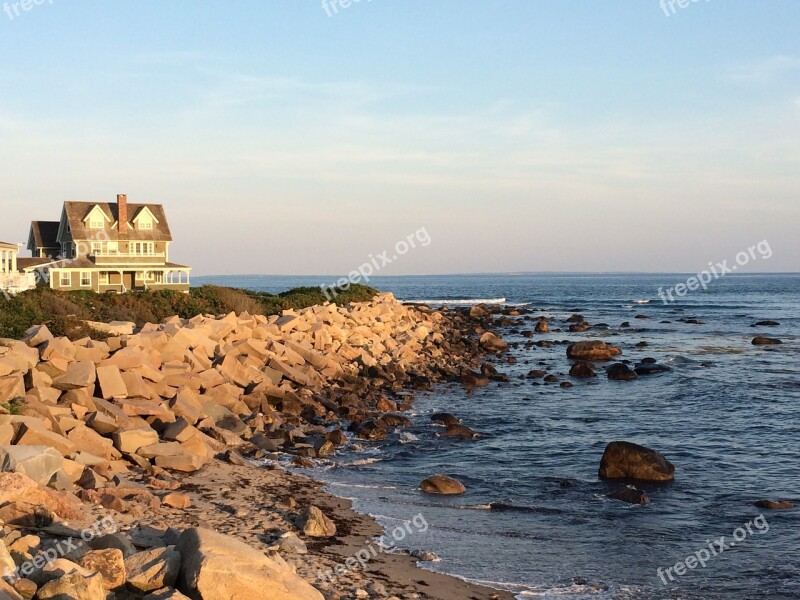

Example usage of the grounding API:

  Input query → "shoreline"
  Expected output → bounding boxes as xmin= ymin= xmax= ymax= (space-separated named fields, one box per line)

xmin=0 ymin=290 xmax=518 ymax=599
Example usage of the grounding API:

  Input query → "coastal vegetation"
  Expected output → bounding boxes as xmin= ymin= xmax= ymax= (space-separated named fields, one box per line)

xmin=0 ymin=284 xmax=377 ymax=340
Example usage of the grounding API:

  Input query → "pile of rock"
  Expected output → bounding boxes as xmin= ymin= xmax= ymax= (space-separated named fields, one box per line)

xmin=0 ymin=292 xmax=482 ymax=598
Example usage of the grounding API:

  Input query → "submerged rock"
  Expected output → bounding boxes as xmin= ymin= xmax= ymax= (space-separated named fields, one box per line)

xmin=609 ymin=487 xmax=650 ymax=505
xmin=752 ymin=336 xmax=782 ymax=346
xmin=569 ymin=362 xmax=596 ymax=379
xmin=430 ymin=413 xmax=460 ymax=426
xmin=598 ymin=441 xmax=675 ymax=482
xmin=634 ymin=362 xmax=672 ymax=376
xmin=754 ymin=500 xmax=794 ymax=510
xmin=607 ymin=363 xmax=638 ymax=381
xmin=420 ymin=475 xmax=466 ymax=495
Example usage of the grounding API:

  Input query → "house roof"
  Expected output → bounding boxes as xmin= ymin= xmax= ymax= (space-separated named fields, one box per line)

xmin=30 ymin=221 xmax=60 ymax=248
xmin=18 ymin=257 xmax=58 ymax=272
xmin=0 ymin=241 xmax=18 ymax=250
xmin=62 ymin=202 xmax=173 ymax=242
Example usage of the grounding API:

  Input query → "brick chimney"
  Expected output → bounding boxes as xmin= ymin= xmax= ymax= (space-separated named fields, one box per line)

xmin=117 ymin=194 xmax=128 ymax=235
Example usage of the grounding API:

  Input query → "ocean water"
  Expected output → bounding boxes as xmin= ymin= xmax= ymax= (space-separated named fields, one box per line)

xmin=194 ymin=274 xmax=800 ymax=599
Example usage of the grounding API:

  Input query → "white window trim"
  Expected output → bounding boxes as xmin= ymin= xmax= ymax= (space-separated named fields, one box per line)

xmin=80 ymin=271 xmax=91 ymax=287
xmin=59 ymin=272 xmax=71 ymax=286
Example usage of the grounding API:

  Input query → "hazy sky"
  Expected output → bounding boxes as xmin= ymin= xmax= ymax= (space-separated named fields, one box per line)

xmin=0 ymin=1 xmax=798 ymax=276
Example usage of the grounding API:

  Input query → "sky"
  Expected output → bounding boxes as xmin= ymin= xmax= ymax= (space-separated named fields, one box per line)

xmin=0 ymin=1 xmax=798 ymax=276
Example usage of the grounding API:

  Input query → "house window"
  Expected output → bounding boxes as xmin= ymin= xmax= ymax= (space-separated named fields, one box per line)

xmin=99 ymin=272 xmax=108 ymax=284
xmin=91 ymin=242 xmax=104 ymax=255
xmin=59 ymin=272 xmax=71 ymax=287
xmin=80 ymin=272 xmax=91 ymax=287
xmin=139 ymin=220 xmax=153 ymax=230
xmin=90 ymin=219 xmax=104 ymax=229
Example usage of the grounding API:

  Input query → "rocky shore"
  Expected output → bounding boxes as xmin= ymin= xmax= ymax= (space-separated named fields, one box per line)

xmin=0 ymin=292 xmax=513 ymax=600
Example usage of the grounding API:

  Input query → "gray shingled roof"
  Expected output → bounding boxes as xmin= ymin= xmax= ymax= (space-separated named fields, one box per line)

xmin=63 ymin=202 xmax=173 ymax=242
xmin=30 ymin=221 xmax=60 ymax=248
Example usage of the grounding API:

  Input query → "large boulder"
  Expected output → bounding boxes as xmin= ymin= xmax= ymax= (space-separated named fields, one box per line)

xmin=420 ymin=475 xmax=466 ymax=495
xmin=566 ymin=341 xmax=621 ymax=361
xmin=176 ymin=527 xmax=324 ymax=600
xmin=599 ymin=441 xmax=675 ymax=482
xmin=0 ymin=445 xmax=64 ymax=485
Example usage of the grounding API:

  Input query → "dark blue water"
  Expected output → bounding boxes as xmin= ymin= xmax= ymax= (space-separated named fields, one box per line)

xmin=195 ymin=274 xmax=800 ymax=599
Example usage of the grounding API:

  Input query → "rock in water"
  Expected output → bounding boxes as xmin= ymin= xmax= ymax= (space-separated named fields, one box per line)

xmin=566 ymin=341 xmax=622 ymax=361
xmin=177 ymin=527 xmax=324 ymax=600
xmin=301 ymin=505 xmax=337 ymax=538
xmin=607 ymin=363 xmax=638 ymax=381
xmin=752 ymin=336 xmax=782 ymax=346
xmin=598 ymin=441 xmax=675 ymax=482
xmin=420 ymin=475 xmax=466 ymax=495
xmin=609 ymin=487 xmax=651 ymax=505
xmin=569 ymin=362 xmax=596 ymax=379
xmin=479 ymin=332 xmax=508 ymax=351
xmin=754 ymin=500 xmax=794 ymax=510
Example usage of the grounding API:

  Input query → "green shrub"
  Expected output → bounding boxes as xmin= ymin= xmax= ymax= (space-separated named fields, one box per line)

xmin=0 ymin=284 xmax=378 ymax=340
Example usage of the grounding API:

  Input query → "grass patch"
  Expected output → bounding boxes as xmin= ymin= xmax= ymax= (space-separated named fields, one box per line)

xmin=0 ymin=284 xmax=377 ymax=340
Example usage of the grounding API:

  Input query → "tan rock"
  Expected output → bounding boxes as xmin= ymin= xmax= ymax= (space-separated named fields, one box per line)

xmin=22 ymin=324 xmax=53 ymax=348
xmin=51 ymin=361 xmax=97 ymax=391
xmin=125 ymin=546 xmax=181 ymax=592
xmin=0 ymin=445 xmax=64 ymax=485
xmin=301 ymin=505 xmax=337 ymax=538
xmin=177 ymin=527 xmax=323 ymax=600
xmin=137 ymin=442 xmax=184 ymax=459
xmin=162 ymin=493 xmax=191 ymax=509
xmin=79 ymin=548 xmax=126 ymax=590
xmin=0 ymin=375 xmax=25 ymax=404
xmin=112 ymin=427 xmax=159 ymax=454
xmin=14 ymin=424 xmax=76 ymax=457
xmin=154 ymin=453 xmax=208 ymax=473
xmin=37 ymin=572 xmax=106 ymax=600
xmin=96 ymin=365 xmax=128 ymax=399
xmin=67 ymin=425 xmax=118 ymax=461
xmin=0 ymin=472 xmax=84 ymax=521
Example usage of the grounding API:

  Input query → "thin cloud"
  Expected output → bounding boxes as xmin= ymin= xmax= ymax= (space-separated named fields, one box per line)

xmin=727 ymin=55 xmax=800 ymax=83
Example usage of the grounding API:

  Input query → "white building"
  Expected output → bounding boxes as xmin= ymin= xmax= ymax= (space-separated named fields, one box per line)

xmin=0 ymin=241 xmax=37 ymax=295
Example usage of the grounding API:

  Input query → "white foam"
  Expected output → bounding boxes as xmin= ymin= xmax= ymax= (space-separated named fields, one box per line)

xmin=408 ymin=297 xmax=508 ymax=306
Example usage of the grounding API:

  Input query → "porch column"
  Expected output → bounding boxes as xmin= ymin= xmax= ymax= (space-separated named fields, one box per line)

xmin=11 ymin=250 xmax=16 ymax=273
xmin=1 ymin=250 xmax=6 ymax=273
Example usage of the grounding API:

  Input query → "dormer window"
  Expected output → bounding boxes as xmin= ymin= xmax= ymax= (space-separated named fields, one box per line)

xmin=84 ymin=205 xmax=110 ymax=230
xmin=132 ymin=207 xmax=159 ymax=232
